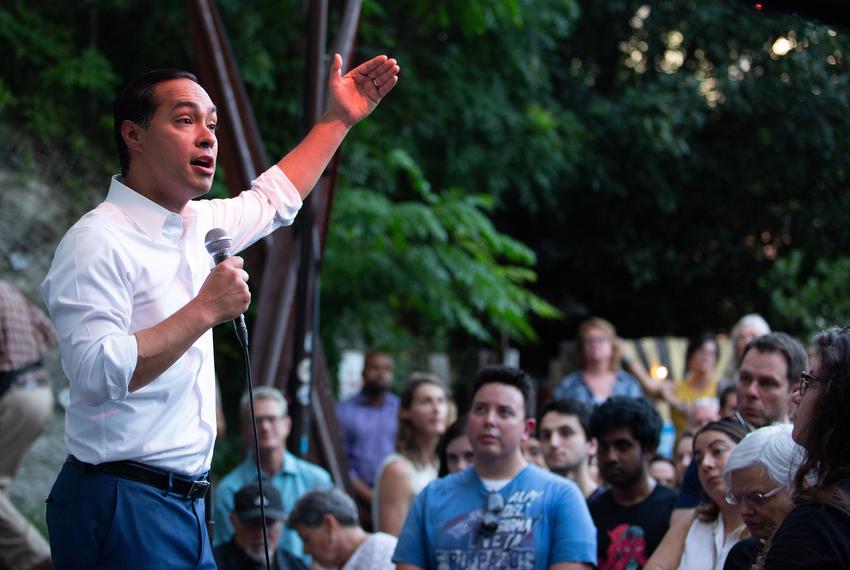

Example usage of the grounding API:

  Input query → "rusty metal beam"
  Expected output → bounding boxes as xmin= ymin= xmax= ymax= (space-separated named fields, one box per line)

xmin=188 ymin=0 xmax=365 ymax=492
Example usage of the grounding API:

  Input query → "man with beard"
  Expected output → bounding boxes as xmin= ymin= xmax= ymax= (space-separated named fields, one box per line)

xmin=588 ymin=397 xmax=677 ymax=570
xmin=336 ymin=351 xmax=399 ymax=528
xmin=538 ymin=398 xmax=602 ymax=498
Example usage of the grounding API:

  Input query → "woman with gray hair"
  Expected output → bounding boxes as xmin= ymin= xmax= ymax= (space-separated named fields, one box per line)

xmin=721 ymin=424 xmax=804 ymax=570
xmin=289 ymin=488 xmax=397 ymax=570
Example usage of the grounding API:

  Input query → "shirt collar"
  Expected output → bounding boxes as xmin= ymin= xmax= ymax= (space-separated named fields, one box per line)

xmin=106 ymin=175 xmax=185 ymax=242
xmin=281 ymin=450 xmax=298 ymax=475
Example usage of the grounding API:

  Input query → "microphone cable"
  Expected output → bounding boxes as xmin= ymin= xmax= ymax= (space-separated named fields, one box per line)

xmin=240 ymin=336 xmax=273 ymax=570
xmin=205 ymin=228 xmax=270 ymax=569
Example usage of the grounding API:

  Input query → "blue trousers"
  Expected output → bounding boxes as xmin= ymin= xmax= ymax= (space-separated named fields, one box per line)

xmin=46 ymin=459 xmax=216 ymax=569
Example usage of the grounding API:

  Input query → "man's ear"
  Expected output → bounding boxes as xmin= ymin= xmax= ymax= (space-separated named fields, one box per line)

xmin=586 ymin=436 xmax=598 ymax=457
xmin=521 ymin=417 xmax=536 ymax=441
xmin=121 ymin=120 xmax=144 ymax=154
xmin=643 ymin=445 xmax=658 ymax=464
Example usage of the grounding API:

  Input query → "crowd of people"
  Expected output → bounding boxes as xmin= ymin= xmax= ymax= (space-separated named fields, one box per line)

xmin=3 ymin=24 xmax=849 ymax=569
xmin=317 ymin=316 xmax=850 ymax=570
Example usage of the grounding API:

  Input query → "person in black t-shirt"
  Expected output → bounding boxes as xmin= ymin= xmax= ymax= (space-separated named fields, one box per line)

xmin=763 ymin=327 xmax=850 ymax=569
xmin=589 ymin=397 xmax=678 ymax=570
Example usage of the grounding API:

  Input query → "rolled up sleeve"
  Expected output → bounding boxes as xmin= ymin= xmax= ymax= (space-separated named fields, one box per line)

xmin=42 ymin=228 xmax=137 ymax=406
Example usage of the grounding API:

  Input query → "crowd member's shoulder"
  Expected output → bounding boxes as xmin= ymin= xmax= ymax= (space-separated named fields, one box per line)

xmin=287 ymin=450 xmax=333 ymax=483
xmin=524 ymin=464 xmax=587 ymax=502
xmin=764 ymin=500 xmax=850 ymax=568
xmin=652 ymin=483 xmax=679 ymax=501
xmin=586 ymin=485 xmax=612 ymax=506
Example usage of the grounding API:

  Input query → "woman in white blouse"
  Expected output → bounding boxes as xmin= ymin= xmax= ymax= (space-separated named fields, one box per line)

xmin=373 ymin=373 xmax=449 ymax=535
xmin=677 ymin=417 xmax=751 ymax=570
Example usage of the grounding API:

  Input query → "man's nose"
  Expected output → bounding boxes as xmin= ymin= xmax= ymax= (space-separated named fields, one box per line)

xmin=197 ymin=125 xmax=216 ymax=149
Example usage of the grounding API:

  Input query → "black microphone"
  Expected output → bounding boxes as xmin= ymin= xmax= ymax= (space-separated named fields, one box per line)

xmin=204 ymin=228 xmax=249 ymax=347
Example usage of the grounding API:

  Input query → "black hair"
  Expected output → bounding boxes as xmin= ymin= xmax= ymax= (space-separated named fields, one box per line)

xmin=589 ymin=396 xmax=662 ymax=452
xmin=693 ymin=416 xmax=752 ymax=522
xmin=538 ymin=398 xmax=592 ymax=439
xmin=718 ymin=384 xmax=737 ymax=410
xmin=794 ymin=327 xmax=850 ymax=517
xmin=685 ymin=333 xmax=718 ymax=369
xmin=740 ymin=332 xmax=808 ymax=389
xmin=113 ymin=69 xmax=199 ymax=176
xmin=437 ymin=416 xmax=469 ymax=477
xmin=470 ymin=365 xmax=536 ymax=419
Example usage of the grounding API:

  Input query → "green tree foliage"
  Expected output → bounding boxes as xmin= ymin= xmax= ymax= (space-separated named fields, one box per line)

xmin=321 ymin=148 xmax=559 ymax=355
xmin=760 ymin=251 xmax=850 ymax=338
xmin=517 ymin=1 xmax=850 ymax=343
xmin=4 ymin=0 xmax=850 ymax=368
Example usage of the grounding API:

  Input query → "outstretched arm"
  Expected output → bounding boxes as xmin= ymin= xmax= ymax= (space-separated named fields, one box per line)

xmin=276 ymin=53 xmax=400 ymax=198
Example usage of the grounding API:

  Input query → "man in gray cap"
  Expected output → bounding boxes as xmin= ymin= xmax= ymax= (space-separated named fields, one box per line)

xmin=213 ymin=481 xmax=307 ymax=570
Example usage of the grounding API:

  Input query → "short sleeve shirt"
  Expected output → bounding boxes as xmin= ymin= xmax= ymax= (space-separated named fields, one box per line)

xmin=393 ymin=464 xmax=597 ymax=569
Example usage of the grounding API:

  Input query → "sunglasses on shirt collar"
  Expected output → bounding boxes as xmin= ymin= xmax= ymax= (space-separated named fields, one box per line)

xmin=480 ymin=491 xmax=504 ymax=536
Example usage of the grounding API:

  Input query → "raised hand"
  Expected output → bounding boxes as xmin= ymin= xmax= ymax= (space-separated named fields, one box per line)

xmin=326 ymin=53 xmax=400 ymax=127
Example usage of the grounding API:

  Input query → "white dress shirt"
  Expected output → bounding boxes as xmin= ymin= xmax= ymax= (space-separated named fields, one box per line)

xmin=41 ymin=166 xmax=301 ymax=475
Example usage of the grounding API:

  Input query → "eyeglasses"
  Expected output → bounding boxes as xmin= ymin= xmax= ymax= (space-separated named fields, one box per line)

xmin=724 ymin=486 xmax=783 ymax=507
xmin=480 ymin=492 xmax=504 ymax=536
xmin=798 ymin=371 xmax=821 ymax=398
xmin=255 ymin=415 xmax=285 ymax=425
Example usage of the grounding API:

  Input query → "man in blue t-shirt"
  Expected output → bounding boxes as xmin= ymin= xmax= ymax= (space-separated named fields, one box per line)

xmin=394 ymin=365 xmax=597 ymax=570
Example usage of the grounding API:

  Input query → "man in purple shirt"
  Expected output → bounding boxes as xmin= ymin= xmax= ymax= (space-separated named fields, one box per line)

xmin=336 ymin=351 xmax=399 ymax=529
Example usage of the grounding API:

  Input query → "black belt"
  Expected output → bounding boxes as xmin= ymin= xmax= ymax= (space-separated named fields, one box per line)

xmin=68 ymin=455 xmax=210 ymax=500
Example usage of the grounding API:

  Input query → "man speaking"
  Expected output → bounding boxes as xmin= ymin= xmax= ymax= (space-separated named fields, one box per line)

xmin=40 ymin=53 xmax=399 ymax=569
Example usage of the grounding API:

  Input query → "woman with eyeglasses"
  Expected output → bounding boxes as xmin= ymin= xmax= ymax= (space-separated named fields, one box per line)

xmin=762 ymin=327 xmax=850 ymax=569
xmin=676 ymin=417 xmax=750 ymax=570
xmin=373 ymin=373 xmax=449 ymax=536
xmin=720 ymin=424 xmax=803 ymax=570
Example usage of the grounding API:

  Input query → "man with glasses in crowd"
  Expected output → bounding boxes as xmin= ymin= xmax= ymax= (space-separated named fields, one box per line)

xmin=646 ymin=332 xmax=808 ymax=569
xmin=393 ymin=365 xmax=597 ymax=570
xmin=214 ymin=387 xmax=332 ymax=566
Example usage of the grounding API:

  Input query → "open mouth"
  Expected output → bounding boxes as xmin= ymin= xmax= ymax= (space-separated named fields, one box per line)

xmin=190 ymin=156 xmax=215 ymax=172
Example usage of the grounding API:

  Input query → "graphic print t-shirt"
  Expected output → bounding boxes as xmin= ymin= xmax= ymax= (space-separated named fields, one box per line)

xmin=393 ymin=464 xmax=597 ymax=569
xmin=588 ymin=484 xmax=678 ymax=570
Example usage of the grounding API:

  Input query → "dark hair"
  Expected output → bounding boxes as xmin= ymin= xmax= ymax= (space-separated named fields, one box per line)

xmin=288 ymin=488 xmax=359 ymax=528
xmin=470 ymin=365 xmax=536 ymax=419
xmin=538 ymin=398 xmax=592 ymax=439
xmin=793 ymin=327 xmax=850 ymax=517
xmin=113 ymin=69 xmax=199 ymax=176
xmin=437 ymin=416 xmax=469 ymax=477
xmin=395 ymin=373 xmax=448 ymax=460
xmin=718 ymin=384 xmax=737 ymax=410
xmin=740 ymin=332 xmax=808 ymax=389
xmin=364 ymin=351 xmax=393 ymax=368
xmin=685 ymin=333 xmax=718 ymax=370
xmin=693 ymin=416 xmax=751 ymax=522
xmin=589 ymin=396 xmax=663 ymax=452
